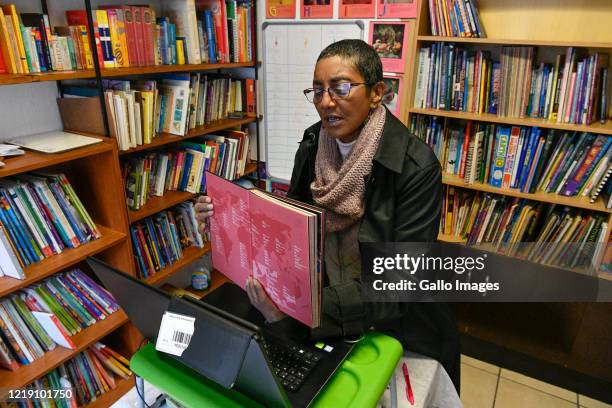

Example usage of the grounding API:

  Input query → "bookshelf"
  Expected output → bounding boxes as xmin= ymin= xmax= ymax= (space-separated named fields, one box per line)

xmin=0 ymin=0 xmax=260 ymax=404
xmin=405 ymin=0 xmax=612 ymax=385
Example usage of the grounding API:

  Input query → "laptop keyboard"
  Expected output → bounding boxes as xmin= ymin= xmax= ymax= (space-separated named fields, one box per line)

xmin=261 ymin=339 xmax=324 ymax=391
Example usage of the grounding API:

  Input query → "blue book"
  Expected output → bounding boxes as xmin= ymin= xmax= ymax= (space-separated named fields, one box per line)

xmin=46 ymin=181 xmax=87 ymax=243
xmin=144 ymin=218 xmax=166 ymax=269
xmin=453 ymin=0 xmax=464 ymax=36
xmin=489 ymin=127 xmax=510 ymax=187
xmin=204 ymin=10 xmax=217 ymax=63
xmin=130 ymin=225 xmax=149 ymax=277
xmin=153 ymin=216 xmax=174 ymax=265
xmin=168 ymin=23 xmax=177 ymax=65
xmin=0 ymin=191 xmax=40 ymax=262
xmin=157 ymin=18 xmax=169 ymax=64
xmin=0 ymin=204 xmax=31 ymax=265
xmin=179 ymin=152 xmax=194 ymax=191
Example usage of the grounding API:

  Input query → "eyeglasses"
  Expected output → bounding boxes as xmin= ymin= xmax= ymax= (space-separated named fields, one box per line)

xmin=303 ymin=82 xmax=368 ymax=104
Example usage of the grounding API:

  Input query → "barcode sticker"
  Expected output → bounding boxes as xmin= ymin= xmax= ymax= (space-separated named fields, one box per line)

xmin=155 ymin=311 xmax=195 ymax=357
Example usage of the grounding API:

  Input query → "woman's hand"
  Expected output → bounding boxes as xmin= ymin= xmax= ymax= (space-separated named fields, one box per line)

xmin=246 ymin=277 xmax=287 ymax=323
xmin=194 ymin=196 xmax=214 ymax=234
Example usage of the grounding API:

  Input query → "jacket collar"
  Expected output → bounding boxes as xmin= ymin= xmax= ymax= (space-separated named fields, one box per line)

xmin=302 ymin=106 xmax=408 ymax=174
xmin=373 ymin=107 xmax=409 ymax=174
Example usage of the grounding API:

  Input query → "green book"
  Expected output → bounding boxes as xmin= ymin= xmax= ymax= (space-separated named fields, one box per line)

xmin=10 ymin=295 xmax=55 ymax=352
xmin=49 ymin=278 xmax=95 ymax=326
xmin=35 ymin=286 xmax=79 ymax=335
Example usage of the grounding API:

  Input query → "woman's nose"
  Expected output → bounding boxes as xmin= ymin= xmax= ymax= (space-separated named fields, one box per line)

xmin=318 ymin=90 xmax=337 ymax=108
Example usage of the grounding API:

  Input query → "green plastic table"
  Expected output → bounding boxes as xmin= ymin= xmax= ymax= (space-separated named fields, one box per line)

xmin=130 ymin=332 xmax=403 ymax=408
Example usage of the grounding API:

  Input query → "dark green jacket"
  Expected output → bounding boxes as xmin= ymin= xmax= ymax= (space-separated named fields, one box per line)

xmin=279 ymin=108 xmax=460 ymax=389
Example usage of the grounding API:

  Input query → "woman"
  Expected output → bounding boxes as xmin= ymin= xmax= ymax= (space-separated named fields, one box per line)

xmin=196 ymin=39 xmax=460 ymax=391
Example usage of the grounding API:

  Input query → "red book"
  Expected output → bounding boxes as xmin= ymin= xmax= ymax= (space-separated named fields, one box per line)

xmin=121 ymin=6 xmax=139 ymax=66
xmin=458 ymin=122 xmax=471 ymax=179
xmin=207 ymin=172 xmax=322 ymax=327
xmin=140 ymin=7 xmax=155 ymax=66
xmin=245 ymin=78 xmax=256 ymax=117
xmin=131 ymin=6 xmax=146 ymax=67
xmin=0 ymin=47 xmax=6 ymax=73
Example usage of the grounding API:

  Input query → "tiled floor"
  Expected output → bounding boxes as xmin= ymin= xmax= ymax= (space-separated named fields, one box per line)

xmin=460 ymin=355 xmax=612 ymax=408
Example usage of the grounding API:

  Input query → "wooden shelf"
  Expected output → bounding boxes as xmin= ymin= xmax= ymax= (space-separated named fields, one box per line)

xmin=84 ymin=376 xmax=134 ymax=408
xmin=0 ymin=225 xmax=126 ymax=298
xmin=0 ymin=310 xmax=128 ymax=395
xmin=416 ymin=35 xmax=612 ymax=49
xmin=128 ymin=161 xmax=258 ymax=223
xmin=145 ymin=243 xmax=211 ymax=285
xmin=0 ymin=138 xmax=113 ymax=178
xmin=442 ymin=174 xmax=612 ymax=213
xmin=437 ymin=233 xmax=468 ymax=243
xmin=409 ymin=108 xmax=612 ymax=135
xmin=129 ymin=191 xmax=196 ymax=223
xmin=181 ymin=269 xmax=230 ymax=299
xmin=0 ymin=62 xmax=257 ymax=86
xmin=118 ymin=117 xmax=257 ymax=155
xmin=101 ymin=61 xmax=256 ymax=77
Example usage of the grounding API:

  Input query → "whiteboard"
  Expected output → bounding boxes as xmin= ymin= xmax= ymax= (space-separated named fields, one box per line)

xmin=262 ymin=21 xmax=364 ymax=182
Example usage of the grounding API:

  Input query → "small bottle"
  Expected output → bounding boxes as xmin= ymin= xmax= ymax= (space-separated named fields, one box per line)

xmin=192 ymin=266 xmax=210 ymax=290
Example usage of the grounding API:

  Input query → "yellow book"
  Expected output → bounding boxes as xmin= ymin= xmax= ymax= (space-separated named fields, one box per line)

xmin=0 ymin=8 xmax=19 ymax=73
xmin=548 ymin=54 xmax=562 ymax=121
xmin=78 ymin=25 xmax=94 ymax=69
xmin=478 ymin=59 xmax=487 ymax=114
xmin=115 ymin=9 xmax=130 ymax=67
xmin=141 ymin=92 xmax=151 ymax=144
xmin=107 ymin=9 xmax=128 ymax=67
xmin=2 ymin=5 xmax=28 ymax=72
xmin=176 ymin=39 xmax=185 ymax=65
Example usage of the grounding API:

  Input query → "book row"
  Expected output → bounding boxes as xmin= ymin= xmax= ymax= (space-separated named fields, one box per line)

xmin=414 ymin=44 xmax=610 ymax=125
xmin=441 ymin=186 xmax=609 ymax=271
xmin=0 ymin=269 xmax=120 ymax=370
xmin=410 ymin=116 xmax=612 ymax=204
xmin=0 ymin=173 xmax=100 ymax=280
xmin=11 ymin=342 xmax=131 ymax=407
xmin=61 ymin=75 xmax=255 ymax=151
xmin=427 ymin=0 xmax=485 ymax=38
xmin=122 ymin=131 xmax=250 ymax=210
xmin=131 ymin=201 xmax=206 ymax=279
xmin=0 ymin=0 xmax=254 ymax=74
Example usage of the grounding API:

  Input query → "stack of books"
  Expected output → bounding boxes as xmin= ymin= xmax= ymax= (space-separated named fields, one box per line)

xmin=427 ymin=0 xmax=485 ymax=38
xmin=62 ymin=75 xmax=255 ymax=151
xmin=411 ymin=117 xmax=612 ymax=204
xmin=122 ymin=131 xmax=250 ymax=210
xmin=0 ymin=269 xmax=120 ymax=370
xmin=414 ymin=45 xmax=609 ymax=125
xmin=441 ymin=186 xmax=609 ymax=270
xmin=17 ymin=342 xmax=131 ymax=407
xmin=0 ymin=173 xmax=101 ymax=279
xmin=130 ymin=201 xmax=205 ymax=279
xmin=0 ymin=1 xmax=254 ymax=74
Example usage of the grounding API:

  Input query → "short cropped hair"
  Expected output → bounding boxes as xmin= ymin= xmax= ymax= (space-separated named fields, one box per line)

xmin=317 ymin=39 xmax=383 ymax=86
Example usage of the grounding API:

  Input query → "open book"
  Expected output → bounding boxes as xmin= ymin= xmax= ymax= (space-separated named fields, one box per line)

xmin=206 ymin=172 xmax=324 ymax=328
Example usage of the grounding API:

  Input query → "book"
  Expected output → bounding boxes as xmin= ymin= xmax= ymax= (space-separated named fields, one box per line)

xmin=207 ymin=172 xmax=324 ymax=327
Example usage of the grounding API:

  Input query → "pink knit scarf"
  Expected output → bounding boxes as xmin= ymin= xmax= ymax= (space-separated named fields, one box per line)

xmin=311 ymin=105 xmax=386 ymax=232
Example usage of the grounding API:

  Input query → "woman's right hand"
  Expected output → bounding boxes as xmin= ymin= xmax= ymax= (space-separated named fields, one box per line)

xmin=195 ymin=196 xmax=214 ymax=234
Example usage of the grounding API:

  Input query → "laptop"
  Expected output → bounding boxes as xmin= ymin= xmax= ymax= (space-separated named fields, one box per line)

xmin=87 ymin=257 xmax=353 ymax=408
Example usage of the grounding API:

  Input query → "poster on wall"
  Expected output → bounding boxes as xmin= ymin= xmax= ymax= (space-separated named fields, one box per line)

xmin=267 ymin=0 xmax=296 ymax=18
xmin=339 ymin=0 xmax=375 ymax=18
xmin=377 ymin=0 xmax=417 ymax=18
xmin=369 ymin=21 xmax=411 ymax=73
xmin=382 ymin=74 xmax=403 ymax=117
xmin=301 ymin=0 xmax=334 ymax=18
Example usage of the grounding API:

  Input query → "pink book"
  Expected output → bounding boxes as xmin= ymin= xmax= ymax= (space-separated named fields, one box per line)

xmin=377 ymin=0 xmax=417 ymax=18
xmin=564 ymin=72 xmax=577 ymax=123
xmin=207 ymin=172 xmax=321 ymax=327
xmin=339 ymin=0 xmax=375 ymax=18
xmin=369 ymin=21 xmax=411 ymax=73
xmin=301 ymin=0 xmax=334 ymax=19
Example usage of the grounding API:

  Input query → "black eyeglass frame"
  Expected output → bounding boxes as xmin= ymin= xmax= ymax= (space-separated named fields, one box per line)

xmin=303 ymin=82 xmax=370 ymax=103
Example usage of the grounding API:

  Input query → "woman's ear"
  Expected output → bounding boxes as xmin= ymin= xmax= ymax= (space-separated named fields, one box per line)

xmin=369 ymin=81 xmax=387 ymax=109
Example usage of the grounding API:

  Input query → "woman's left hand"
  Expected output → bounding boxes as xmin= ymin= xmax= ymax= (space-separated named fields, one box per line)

xmin=245 ymin=277 xmax=287 ymax=323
